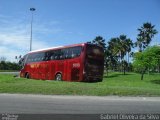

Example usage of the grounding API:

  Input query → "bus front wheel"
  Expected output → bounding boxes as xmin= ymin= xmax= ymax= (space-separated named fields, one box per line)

xmin=55 ymin=73 xmax=62 ymax=81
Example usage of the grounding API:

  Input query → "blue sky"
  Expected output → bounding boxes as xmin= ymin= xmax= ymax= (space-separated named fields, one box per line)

xmin=0 ymin=0 xmax=160 ymax=61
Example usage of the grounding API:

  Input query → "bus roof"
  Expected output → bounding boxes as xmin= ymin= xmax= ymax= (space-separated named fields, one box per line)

xmin=28 ymin=43 xmax=86 ymax=54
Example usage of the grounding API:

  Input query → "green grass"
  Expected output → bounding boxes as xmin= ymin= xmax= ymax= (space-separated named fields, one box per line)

xmin=0 ymin=72 xmax=160 ymax=96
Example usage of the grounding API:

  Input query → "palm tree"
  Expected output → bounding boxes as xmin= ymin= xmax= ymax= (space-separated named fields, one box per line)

xmin=118 ymin=35 xmax=128 ymax=60
xmin=92 ymin=36 xmax=106 ymax=50
xmin=135 ymin=22 xmax=158 ymax=52
xmin=107 ymin=35 xmax=134 ymax=74
xmin=107 ymin=38 xmax=119 ymax=71
xmin=125 ymin=38 xmax=134 ymax=71
xmin=108 ymin=36 xmax=127 ymax=72
xmin=109 ymin=35 xmax=133 ymax=74
xmin=108 ymin=38 xmax=118 ymax=56
xmin=118 ymin=35 xmax=129 ymax=74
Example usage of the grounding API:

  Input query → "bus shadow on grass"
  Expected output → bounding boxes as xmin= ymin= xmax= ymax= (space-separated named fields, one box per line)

xmin=150 ymin=80 xmax=160 ymax=85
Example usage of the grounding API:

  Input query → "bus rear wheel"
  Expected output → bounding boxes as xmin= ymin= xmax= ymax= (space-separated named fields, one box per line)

xmin=55 ymin=73 xmax=62 ymax=81
xmin=25 ymin=73 xmax=30 ymax=79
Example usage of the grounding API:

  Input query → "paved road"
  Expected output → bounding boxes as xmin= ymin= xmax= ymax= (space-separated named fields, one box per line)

xmin=0 ymin=94 xmax=160 ymax=114
xmin=0 ymin=72 xmax=19 ymax=75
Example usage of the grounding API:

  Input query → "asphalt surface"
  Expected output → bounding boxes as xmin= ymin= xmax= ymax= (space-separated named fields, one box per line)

xmin=0 ymin=72 xmax=19 ymax=75
xmin=0 ymin=94 xmax=160 ymax=114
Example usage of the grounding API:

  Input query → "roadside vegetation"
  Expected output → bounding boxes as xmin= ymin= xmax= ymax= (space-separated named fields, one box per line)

xmin=0 ymin=72 xmax=159 ymax=96
xmin=88 ymin=22 xmax=159 ymax=80
xmin=0 ymin=60 xmax=20 ymax=71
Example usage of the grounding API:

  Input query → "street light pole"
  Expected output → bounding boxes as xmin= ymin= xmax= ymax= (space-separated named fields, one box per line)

xmin=30 ymin=8 xmax=36 ymax=51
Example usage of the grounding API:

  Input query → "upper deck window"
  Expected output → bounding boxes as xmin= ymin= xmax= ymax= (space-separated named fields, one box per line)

xmin=26 ymin=46 xmax=82 ymax=63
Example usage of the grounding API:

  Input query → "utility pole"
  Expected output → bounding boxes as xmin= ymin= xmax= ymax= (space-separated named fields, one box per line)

xmin=30 ymin=8 xmax=36 ymax=51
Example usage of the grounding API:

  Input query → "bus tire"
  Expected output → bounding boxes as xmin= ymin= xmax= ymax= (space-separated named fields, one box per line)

xmin=55 ymin=73 xmax=62 ymax=81
xmin=25 ymin=73 xmax=30 ymax=79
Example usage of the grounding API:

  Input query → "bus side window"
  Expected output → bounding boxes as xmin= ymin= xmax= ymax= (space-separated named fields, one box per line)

xmin=62 ymin=48 xmax=68 ymax=59
xmin=65 ymin=49 xmax=69 ymax=59
xmin=54 ymin=49 xmax=63 ymax=60
xmin=50 ymin=56 xmax=54 ymax=60
xmin=44 ymin=52 xmax=50 ymax=61
xmin=60 ymin=50 xmax=64 ymax=60
xmin=33 ymin=54 xmax=37 ymax=62
xmin=28 ymin=53 xmax=38 ymax=63
xmin=49 ymin=51 xmax=54 ymax=60
xmin=74 ymin=46 xmax=82 ymax=57
xmin=54 ymin=50 xmax=59 ymax=60
xmin=73 ymin=48 xmax=78 ymax=58
xmin=37 ymin=53 xmax=43 ymax=61
xmin=77 ymin=46 xmax=82 ymax=56
xmin=26 ymin=54 xmax=32 ymax=63
xmin=50 ymin=52 xmax=54 ymax=60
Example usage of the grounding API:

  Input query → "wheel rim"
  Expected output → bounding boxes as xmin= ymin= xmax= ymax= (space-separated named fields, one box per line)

xmin=56 ymin=74 xmax=62 ymax=81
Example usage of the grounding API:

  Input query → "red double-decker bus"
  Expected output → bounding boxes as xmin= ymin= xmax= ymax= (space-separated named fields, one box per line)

xmin=19 ymin=43 xmax=104 ymax=82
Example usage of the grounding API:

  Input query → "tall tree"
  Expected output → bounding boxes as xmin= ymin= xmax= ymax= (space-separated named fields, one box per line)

xmin=118 ymin=35 xmax=128 ymax=60
xmin=133 ymin=46 xmax=160 ymax=80
xmin=118 ymin=35 xmax=130 ymax=74
xmin=135 ymin=22 xmax=158 ymax=52
xmin=107 ymin=37 xmax=119 ymax=71
xmin=92 ymin=36 xmax=106 ymax=50
xmin=107 ymin=35 xmax=133 ymax=74
xmin=125 ymin=38 xmax=134 ymax=71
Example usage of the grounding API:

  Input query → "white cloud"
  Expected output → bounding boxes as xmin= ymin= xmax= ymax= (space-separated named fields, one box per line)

xmin=0 ymin=46 xmax=22 ymax=62
xmin=0 ymin=15 xmax=62 ymax=62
